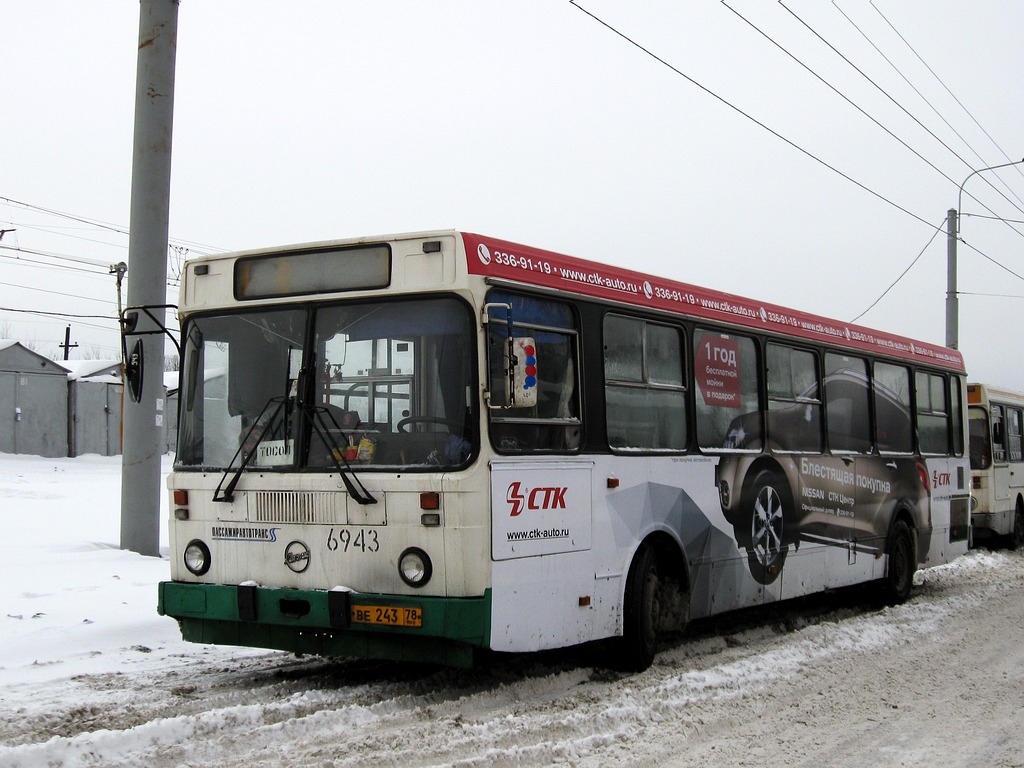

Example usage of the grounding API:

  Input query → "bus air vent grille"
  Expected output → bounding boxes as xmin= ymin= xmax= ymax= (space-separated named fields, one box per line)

xmin=252 ymin=491 xmax=342 ymax=524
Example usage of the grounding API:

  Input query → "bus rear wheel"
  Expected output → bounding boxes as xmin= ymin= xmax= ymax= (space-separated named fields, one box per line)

xmin=879 ymin=519 xmax=916 ymax=605
xmin=613 ymin=544 xmax=661 ymax=672
xmin=1008 ymin=503 xmax=1024 ymax=550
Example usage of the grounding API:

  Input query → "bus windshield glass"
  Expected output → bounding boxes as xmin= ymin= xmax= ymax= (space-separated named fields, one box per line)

xmin=176 ymin=296 xmax=475 ymax=471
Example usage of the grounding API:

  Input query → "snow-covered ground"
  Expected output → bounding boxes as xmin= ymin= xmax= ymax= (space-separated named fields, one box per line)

xmin=2 ymin=453 xmax=1024 ymax=767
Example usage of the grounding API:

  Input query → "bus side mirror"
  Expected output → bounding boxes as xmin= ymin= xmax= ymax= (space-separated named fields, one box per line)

xmin=125 ymin=339 xmax=144 ymax=403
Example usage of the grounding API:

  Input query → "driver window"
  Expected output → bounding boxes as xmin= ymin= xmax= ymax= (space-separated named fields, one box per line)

xmin=487 ymin=291 xmax=581 ymax=453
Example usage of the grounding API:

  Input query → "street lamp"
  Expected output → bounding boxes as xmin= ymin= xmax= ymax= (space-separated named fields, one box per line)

xmin=946 ymin=157 xmax=1024 ymax=349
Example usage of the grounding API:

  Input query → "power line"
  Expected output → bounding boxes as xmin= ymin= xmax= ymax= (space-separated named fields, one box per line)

xmin=963 ymin=213 xmax=1024 ymax=226
xmin=779 ymin=1 xmax=1024 ymax=229
xmin=0 ymin=196 xmax=128 ymax=236
xmin=959 ymin=291 xmax=1024 ymax=300
xmin=831 ymin=0 xmax=1024 ymax=211
xmin=569 ymin=1 xmax=936 ymax=230
xmin=0 ymin=194 xmax=228 ymax=255
xmin=960 ymin=239 xmax=1024 ymax=282
xmin=0 ymin=305 xmax=117 ymax=321
xmin=0 ymin=279 xmax=118 ymax=306
xmin=0 ymin=242 xmax=114 ymax=271
xmin=571 ymin=2 xmax=1024 ymax=325
xmin=869 ymin=0 xmax=1024 ymax=195
xmin=721 ymin=2 xmax=966 ymax=193
xmin=850 ymin=218 xmax=944 ymax=323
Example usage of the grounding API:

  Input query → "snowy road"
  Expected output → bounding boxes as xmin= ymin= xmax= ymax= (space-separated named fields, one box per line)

xmin=4 ymin=548 xmax=1023 ymax=768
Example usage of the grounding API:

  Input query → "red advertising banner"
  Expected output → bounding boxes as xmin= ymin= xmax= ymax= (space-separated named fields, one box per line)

xmin=461 ymin=232 xmax=965 ymax=373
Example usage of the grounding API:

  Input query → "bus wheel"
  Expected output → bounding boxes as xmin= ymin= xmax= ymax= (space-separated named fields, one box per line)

xmin=615 ymin=544 xmax=661 ymax=672
xmin=745 ymin=471 xmax=788 ymax=585
xmin=1009 ymin=503 xmax=1024 ymax=550
xmin=879 ymin=520 xmax=916 ymax=605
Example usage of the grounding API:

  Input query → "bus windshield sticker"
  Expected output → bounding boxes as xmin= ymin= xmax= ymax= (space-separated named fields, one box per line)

xmin=696 ymin=335 xmax=741 ymax=408
xmin=256 ymin=440 xmax=294 ymax=467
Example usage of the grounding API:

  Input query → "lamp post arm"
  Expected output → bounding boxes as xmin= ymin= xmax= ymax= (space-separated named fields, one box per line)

xmin=957 ymin=158 xmax=1024 ymax=234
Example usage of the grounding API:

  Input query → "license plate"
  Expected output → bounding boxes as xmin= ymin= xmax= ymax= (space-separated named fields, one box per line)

xmin=350 ymin=605 xmax=423 ymax=628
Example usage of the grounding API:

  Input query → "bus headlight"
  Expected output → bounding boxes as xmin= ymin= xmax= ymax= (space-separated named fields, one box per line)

xmin=184 ymin=539 xmax=212 ymax=576
xmin=398 ymin=547 xmax=432 ymax=588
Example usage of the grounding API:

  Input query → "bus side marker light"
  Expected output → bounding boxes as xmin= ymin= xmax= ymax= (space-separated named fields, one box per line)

xmin=174 ymin=508 xmax=190 ymax=521
xmin=420 ymin=492 xmax=440 ymax=510
xmin=420 ymin=513 xmax=441 ymax=527
xmin=607 ymin=477 xmax=619 ymax=489
xmin=173 ymin=489 xmax=189 ymax=505
xmin=579 ymin=596 xmax=591 ymax=607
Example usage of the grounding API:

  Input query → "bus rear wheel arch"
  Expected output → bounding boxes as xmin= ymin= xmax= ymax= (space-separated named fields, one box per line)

xmin=611 ymin=537 xmax=690 ymax=672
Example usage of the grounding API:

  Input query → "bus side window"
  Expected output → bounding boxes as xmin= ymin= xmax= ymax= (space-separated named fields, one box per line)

xmin=873 ymin=362 xmax=913 ymax=453
xmin=694 ymin=329 xmax=761 ymax=450
xmin=486 ymin=291 xmax=582 ymax=453
xmin=916 ymin=371 xmax=952 ymax=455
xmin=1008 ymin=408 xmax=1022 ymax=462
xmin=604 ymin=315 xmax=687 ymax=451
xmin=824 ymin=353 xmax=872 ymax=453
xmin=765 ymin=343 xmax=821 ymax=452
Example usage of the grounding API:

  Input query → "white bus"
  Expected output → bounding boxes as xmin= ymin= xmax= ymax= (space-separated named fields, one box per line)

xmin=967 ymin=383 xmax=1024 ymax=547
xmin=158 ymin=231 xmax=971 ymax=670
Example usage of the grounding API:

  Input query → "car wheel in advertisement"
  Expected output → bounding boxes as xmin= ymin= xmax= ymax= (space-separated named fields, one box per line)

xmin=745 ymin=470 xmax=790 ymax=585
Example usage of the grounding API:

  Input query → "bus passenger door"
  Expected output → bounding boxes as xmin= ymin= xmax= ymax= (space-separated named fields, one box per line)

xmin=991 ymin=405 xmax=1012 ymax=516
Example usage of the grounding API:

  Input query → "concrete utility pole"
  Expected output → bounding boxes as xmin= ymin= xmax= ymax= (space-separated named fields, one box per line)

xmin=121 ymin=0 xmax=179 ymax=557
xmin=945 ymin=208 xmax=958 ymax=350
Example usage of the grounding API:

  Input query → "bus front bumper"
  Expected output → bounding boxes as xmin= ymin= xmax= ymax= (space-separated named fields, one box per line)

xmin=158 ymin=581 xmax=491 ymax=667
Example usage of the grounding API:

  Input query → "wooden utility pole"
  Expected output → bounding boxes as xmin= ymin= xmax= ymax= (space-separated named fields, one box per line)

xmin=59 ymin=325 xmax=78 ymax=360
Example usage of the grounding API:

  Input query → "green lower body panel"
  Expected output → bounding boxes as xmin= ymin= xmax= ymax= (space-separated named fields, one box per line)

xmin=158 ymin=582 xmax=491 ymax=668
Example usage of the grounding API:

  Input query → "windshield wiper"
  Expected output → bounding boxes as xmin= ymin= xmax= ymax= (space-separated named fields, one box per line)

xmin=212 ymin=397 xmax=377 ymax=506
xmin=213 ymin=396 xmax=287 ymax=503
xmin=306 ymin=406 xmax=377 ymax=506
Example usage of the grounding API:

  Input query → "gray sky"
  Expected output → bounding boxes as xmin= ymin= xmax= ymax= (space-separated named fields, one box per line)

xmin=3 ymin=1 xmax=1023 ymax=386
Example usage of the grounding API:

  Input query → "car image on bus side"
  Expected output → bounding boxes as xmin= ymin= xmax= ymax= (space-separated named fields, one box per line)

xmin=715 ymin=355 xmax=952 ymax=594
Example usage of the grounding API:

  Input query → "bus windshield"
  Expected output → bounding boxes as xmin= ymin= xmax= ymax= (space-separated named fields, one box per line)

xmin=176 ymin=296 xmax=476 ymax=471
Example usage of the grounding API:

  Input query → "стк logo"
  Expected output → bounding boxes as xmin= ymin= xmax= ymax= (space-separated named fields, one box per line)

xmin=506 ymin=481 xmax=568 ymax=517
